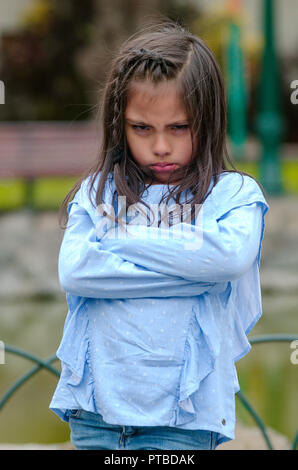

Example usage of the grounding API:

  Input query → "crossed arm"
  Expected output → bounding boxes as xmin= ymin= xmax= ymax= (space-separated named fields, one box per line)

xmin=59 ymin=196 xmax=264 ymax=299
xmin=100 ymin=201 xmax=264 ymax=282
xmin=58 ymin=200 xmax=225 ymax=299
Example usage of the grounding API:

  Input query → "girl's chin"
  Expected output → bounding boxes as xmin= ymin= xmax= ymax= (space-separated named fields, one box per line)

xmin=143 ymin=165 xmax=185 ymax=185
xmin=145 ymin=177 xmax=181 ymax=185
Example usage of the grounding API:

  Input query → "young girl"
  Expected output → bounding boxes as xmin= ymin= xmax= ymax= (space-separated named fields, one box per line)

xmin=50 ymin=20 xmax=269 ymax=450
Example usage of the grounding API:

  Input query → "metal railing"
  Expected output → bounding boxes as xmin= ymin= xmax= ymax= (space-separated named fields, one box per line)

xmin=1 ymin=334 xmax=297 ymax=450
xmin=236 ymin=334 xmax=298 ymax=450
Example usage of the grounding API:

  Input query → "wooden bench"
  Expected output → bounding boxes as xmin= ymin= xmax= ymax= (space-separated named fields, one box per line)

xmin=0 ymin=121 xmax=100 ymax=208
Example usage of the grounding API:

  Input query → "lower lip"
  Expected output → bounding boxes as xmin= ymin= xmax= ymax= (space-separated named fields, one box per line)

xmin=151 ymin=164 xmax=176 ymax=172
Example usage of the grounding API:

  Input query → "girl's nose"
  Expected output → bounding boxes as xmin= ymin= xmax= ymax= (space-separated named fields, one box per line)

xmin=152 ymin=134 xmax=171 ymax=156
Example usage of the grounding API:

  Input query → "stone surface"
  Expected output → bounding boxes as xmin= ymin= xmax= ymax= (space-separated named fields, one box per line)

xmin=217 ymin=424 xmax=292 ymax=450
xmin=0 ymin=424 xmax=292 ymax=450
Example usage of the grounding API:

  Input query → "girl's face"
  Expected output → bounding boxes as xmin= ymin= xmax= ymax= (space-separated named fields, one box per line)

xmin=124 ymin=80 xmax=196 ymax=185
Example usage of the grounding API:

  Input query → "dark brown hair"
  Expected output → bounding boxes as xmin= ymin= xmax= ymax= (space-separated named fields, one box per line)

xmin=58 ymin=19 xmax=262 ymax=229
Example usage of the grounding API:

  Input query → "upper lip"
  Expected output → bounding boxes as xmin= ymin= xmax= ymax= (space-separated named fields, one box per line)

xmin=151 ymin=162 xmax=174 ymax=167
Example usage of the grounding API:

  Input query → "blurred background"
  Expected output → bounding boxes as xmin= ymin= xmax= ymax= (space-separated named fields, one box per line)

xmin=0 ymin=0 xmax=297 ymax=448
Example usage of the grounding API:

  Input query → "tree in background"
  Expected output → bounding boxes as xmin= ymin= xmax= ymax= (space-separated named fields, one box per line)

xmin=0 ymin=0 xmax=95 ymax=120
xmin=0 ymin=0 xmax=201 ymax=122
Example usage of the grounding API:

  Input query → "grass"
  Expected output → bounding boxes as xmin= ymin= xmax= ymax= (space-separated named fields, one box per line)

xmin=0 ymin=177 xmax=78 ymax=212
xmin=0 ymin=160 xmax=298 ymax=212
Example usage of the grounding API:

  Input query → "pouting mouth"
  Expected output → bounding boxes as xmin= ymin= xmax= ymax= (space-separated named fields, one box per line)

xmin=151 ymin=162 xmax=174 ymax=167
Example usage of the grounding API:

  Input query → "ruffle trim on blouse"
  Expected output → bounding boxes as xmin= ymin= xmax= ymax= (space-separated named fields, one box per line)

xmin=174 ymin=298 xmax=222 ymax=426
xmin=211 ymin=173 xmax=269 ymax=364
xmin=55 ymin=297 xmax=96 ymax=411
xmin=173 ymin=254 xmax=263 ymax=427
xmin=56 ymin=297 xmax=86 ymax=378
xmin=65 ymin=330 xmax=97 ymax=413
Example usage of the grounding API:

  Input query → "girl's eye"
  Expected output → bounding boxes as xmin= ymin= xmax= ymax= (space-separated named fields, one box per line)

xmin=132 ymin=124 xmax=189 ymax=132
xmin=132 ymin=125 xmax=150 ymax=132
xmin=172 ymin=125 xmax=189 ymax=131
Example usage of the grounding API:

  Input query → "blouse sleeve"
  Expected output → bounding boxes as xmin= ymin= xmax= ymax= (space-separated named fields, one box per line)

xmin=58 ymin=182 xmax=226 ymax=299
xmin=101 ymin=174 xmax=269 ymax=283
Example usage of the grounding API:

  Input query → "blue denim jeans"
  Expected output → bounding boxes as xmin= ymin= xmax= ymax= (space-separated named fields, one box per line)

xmin=67 ymin=409 xmax=219 ymax=450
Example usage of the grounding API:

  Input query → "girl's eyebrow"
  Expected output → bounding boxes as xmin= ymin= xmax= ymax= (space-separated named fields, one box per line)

xmin=125 ymin=118 xmax=189 ymax=126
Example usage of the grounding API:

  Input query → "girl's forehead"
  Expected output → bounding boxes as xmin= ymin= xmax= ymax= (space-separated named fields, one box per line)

xmin=125 ymin=80 xmax=187 ymax=116
xmin=127 ymin=79 xmax=181 ymax=103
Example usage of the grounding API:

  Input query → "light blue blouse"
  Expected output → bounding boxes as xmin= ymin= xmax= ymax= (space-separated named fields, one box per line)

xmin=50 ymin=170 xmax=269 ymax=445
